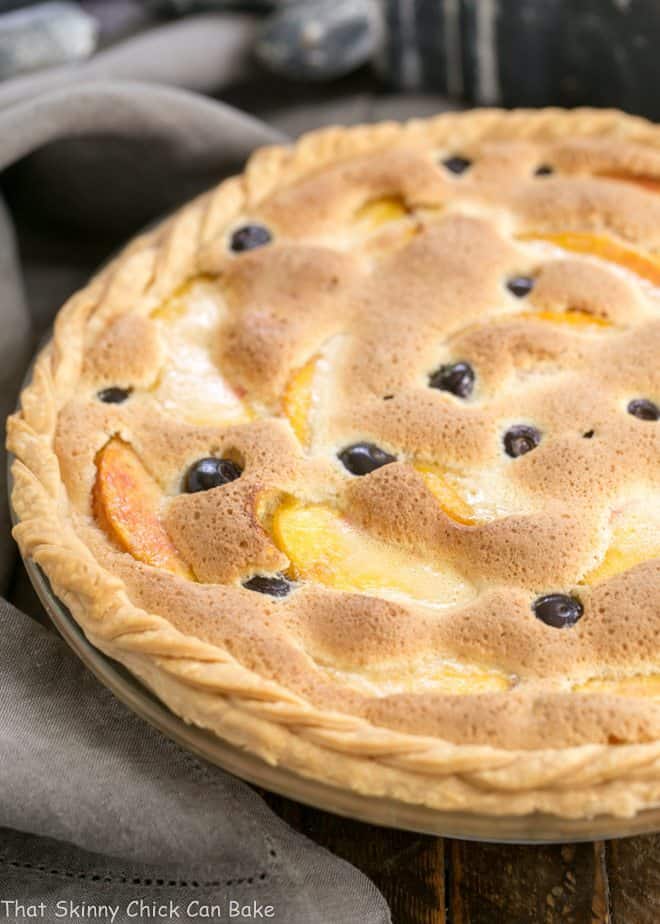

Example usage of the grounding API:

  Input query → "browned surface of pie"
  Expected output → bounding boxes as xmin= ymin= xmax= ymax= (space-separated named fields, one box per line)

xmin=8 ymin=109 xmax=660 ymax=817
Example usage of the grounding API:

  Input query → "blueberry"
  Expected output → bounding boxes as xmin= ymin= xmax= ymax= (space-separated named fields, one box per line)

xmin=429 ymin=361 xmax=475 ymax=398
xmin=533 ymin=594 xmax=583 ymax=628
xmin=507 ymin=276 xmax=535 ymax=297
xmin=184 ymin=457 xmax=242 ymax=493
xmin=230 ymin=224 xmax=272 ymax=252
xmin=503 ymin=424 xmax=541 ymax=458
xmin=242 ymin=574 xmax=291 ymax=597
xmin=442 ymin=155 xmax=472 ymax=175
xmin=338 ymin=443 xmax=396 ymax=476
xmin=97 ymin=386 xmax=132 ymax=404
xmin=534 ymin=164 xmax=554 ymax=176
xmin=627 ymin=398 xmax=659 ymax=421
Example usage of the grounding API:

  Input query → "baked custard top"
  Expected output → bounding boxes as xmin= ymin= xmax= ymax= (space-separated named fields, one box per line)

xmin=8 ymin=109 xmax=660 ymax=817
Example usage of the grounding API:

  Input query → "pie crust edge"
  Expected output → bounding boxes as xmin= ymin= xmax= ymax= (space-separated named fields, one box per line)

xmin=8 ymin=107 xmax=660 ymax=820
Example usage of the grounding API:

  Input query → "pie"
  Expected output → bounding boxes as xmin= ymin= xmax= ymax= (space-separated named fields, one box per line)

xmin=8 ymin=108 xmax=660 ymax=820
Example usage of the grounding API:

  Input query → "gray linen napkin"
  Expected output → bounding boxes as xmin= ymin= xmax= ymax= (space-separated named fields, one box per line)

xmin=0 ymin=601 xmax=390 ymax=923
xmin=0 ymin=15 xmax=393 ymax=923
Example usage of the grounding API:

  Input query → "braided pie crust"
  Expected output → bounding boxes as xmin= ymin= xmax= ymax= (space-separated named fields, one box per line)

xmin=8 ymin=108 xmax=660 ymax=819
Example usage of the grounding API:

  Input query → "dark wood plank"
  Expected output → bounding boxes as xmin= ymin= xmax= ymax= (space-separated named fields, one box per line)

xmin=592 ymin=841 xmax=612 ymax=923
xmin=261 ymin=791 xmax=447 ymax=923
xmin=607 ymin=834 xmax=660 ymax=924
xmin=443 ymin=839 xmax=606 ymax=924
xmin=260 ymin=786 xmax=660 ymax=924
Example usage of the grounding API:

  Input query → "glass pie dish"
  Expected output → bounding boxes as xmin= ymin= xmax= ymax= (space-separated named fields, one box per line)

xmin=8 ymin=109 xmax=660 ymax=841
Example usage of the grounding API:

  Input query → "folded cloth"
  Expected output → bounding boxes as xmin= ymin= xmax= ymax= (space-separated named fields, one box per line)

xmin=0 ymin=13 xmax=394 ymax=923
xmin=0 ymin=600 xmax=390 ymax=923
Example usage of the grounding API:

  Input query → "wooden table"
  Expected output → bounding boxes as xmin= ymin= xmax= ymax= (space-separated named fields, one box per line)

xmin=262 ymin=791 xmax=660 ymax=923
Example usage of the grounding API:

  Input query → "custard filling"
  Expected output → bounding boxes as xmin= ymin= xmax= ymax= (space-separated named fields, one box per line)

xmin=152 ymin=281 xmax=247 ymax=426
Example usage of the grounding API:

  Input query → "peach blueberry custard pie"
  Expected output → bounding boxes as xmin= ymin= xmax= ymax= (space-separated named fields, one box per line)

xmin=8 ymin=109 xmax=660 ymax=819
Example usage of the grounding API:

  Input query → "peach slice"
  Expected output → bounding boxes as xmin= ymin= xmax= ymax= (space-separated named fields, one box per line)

xmin=518 ymin=309 xmax=612 ymax=329
xmin=282 ymin=355 xmax=318 ymax=446
xmin=582 ymin=535 xmax=659 ymax=586
xmin=272 ymin=499 xmax=473 ymax=606
xmin=581 ymin=499 xmax=660 ymax=586
xmin=94 ymin=438 xmax=191 ymax=577
xmin=574 ymin=674 xmax=660 ymax=698
xmin=354 ymin=195 xmax=409 ymax=231
xmin=598 ymin=172 xmax=660 ymax=194
xmin=519 ymin=231 xmax=660 ymax=286
xmin=414 ymin=464 xmax=476 ymax=525
xmin=402 ymin=661 xmax=510 ymax=695
xmin=354 ymin=196 xmax=421 ymax=256
xmin=329 ymin=657 xmax=511 ymax=696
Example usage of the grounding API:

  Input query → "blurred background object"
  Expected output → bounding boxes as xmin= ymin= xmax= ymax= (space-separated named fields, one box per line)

xmin=0 ymin=0 xmax=659 ymax=119
xmin=162 ymin=0 xmax=660 ymax=119
xmin=379 ymin=0 xmax=660 ymax=119
xmin=0 ymin=1 xmax=97 ymax=79
xmin=256 ymin=0 xmax=380 ymax=81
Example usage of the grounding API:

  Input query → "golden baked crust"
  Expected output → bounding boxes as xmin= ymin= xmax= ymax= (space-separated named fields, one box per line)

xmin=8 ymin=108 xmax=660 ymax=819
